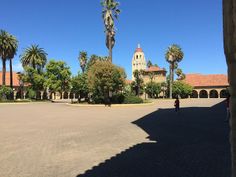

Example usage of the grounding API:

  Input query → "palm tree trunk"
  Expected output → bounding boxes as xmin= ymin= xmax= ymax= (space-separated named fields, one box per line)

xmin=223 ymin=0 xmax=236 ymax=176
xmin=10 ymin=59 xmax=13 ymax=88
xmin=2 ymin=59 xmax=6 ymax=86
xmin=169 ymin=64 xmax=173 ymax=99
xmin=172 ymin=63 xmax=174 ymax=86
xmin=109 ymin=35 xmax=112 ymax=62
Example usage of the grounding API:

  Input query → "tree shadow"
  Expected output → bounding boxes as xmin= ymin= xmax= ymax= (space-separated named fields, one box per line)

xmin=76 ymin=101 xmax=231 ymax=177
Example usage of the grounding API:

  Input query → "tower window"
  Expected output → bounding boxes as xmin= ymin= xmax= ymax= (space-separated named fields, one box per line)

xmin=136 ymin=55 xmax=138 ymax=59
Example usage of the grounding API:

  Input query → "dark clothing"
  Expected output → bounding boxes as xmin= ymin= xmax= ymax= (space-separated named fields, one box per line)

xmin=175 ymin=99 xmax=180 ymax=112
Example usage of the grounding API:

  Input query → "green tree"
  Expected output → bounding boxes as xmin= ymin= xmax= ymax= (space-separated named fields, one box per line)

xmin=71 ymin=73 xmax=88 ymax=102
xmin=132 ymin=69 xmax=144 ymax=96
xmin=154 ymin=64 xmax=159 ymax=67
xmin=21 ymin=67 xmax=45 ymax=99
xmin=0 ymin=30 xmax=18 ymax=87
xmin=0 ymin=86 xmax=13 ymax=100
xmin=160 ymin=82 xmax=168 ymax=98
xmin=165 ymin=44 xmax=184 ymax=99
xmin=147 ymin=60 xmax=153 ymax=68
xmin=101 ymin=0 xmax=120 ymax=62
xmin=20 ymin=45 xmax=47 ymax=73
xmin=145 ymin=82 xmax=161 ymax=98
xmin=87 ymin=60 xmax=126 ymax=104
xmin=86 ymin=55 xmax=109 ymax=71
xmin=172 ymin=81 xmax=193 ymax=98
xmin=79 ymin=51 xmax=88 ymax=73
xmin=45 ymin=60 xmax=71 ymax=98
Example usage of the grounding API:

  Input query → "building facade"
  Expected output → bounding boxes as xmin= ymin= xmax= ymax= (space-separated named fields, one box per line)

xmin=184 ymin=74 xmax=229 ymax=98
xmin=131 ymin=44 xmax=167 ymax=84
xmin=142 ymin=66 xmax=167 ymax=84
xmin=132 ymin=44 xmax=147 ymax=80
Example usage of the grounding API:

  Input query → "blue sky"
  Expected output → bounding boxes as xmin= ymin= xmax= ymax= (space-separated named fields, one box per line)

xmin=1 ymin=0 xmax=226 ymax=79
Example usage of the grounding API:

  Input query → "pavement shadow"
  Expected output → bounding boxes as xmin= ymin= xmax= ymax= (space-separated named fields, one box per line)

xmin=76 ymin=101 xmax=231 ymax=177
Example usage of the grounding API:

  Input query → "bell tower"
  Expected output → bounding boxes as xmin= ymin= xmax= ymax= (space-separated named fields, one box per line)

xmin=132 ymin=44 xmax=147 ymax=80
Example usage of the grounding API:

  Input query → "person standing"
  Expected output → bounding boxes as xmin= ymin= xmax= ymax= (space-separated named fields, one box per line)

xmin=174 ymin=97 xmax=180 ymax=112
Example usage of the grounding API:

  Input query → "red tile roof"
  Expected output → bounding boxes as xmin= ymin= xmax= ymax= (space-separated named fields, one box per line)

xmin=126 ymin=80 xmax=132 ymax=84
xmin=145 ymin=66 xmax=166 ymax=72
xmin=0 ymin=72 xmax=20 ymax=87
xmin=135 ymin=48 xmax=143 ymax=53
xmin=184 ymin=74 xmax=229 ymax=87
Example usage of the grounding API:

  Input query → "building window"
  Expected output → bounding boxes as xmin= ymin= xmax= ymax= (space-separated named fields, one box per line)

xmin=136 ymin=55 xmax=138 ymax=59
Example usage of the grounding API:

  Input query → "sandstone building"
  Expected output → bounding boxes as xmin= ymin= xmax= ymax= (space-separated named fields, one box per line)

xmin=131 ymin=44 xmax=167 ymax=84
xmin=184 ymin=74 xmax=229 ymax=98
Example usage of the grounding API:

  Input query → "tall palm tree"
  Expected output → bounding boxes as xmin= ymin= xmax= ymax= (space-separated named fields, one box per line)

xmin=79 ymin=51 xmax=87 ymax=73
xmin=20 ymin=45 xmax=47 ymax=73
xmin=0 ymin=30 xmax=18 ymax=87
xmin=165 ymin=44 xmax=184 ymax=99
xmin=101 ymin=0 xmax=120 ymax=62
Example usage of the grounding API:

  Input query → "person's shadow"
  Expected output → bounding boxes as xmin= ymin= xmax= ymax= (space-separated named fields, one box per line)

xmin=76 ymin=101 xmax=231 ymax=177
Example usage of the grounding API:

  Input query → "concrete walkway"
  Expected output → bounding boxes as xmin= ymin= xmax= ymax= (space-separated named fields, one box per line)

xmin=0 ymin=99 xmax=230 ymax=177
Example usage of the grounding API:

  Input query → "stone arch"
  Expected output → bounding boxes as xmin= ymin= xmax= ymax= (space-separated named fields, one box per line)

xmin=209 ymin=90 xmax=219 ymax=98
xmin=199 ymin=90 xmax=208 ymax=98
xmin=220 ymin=89 xmax=227 ymax=98
xmin=16 ymin=90 xmax=21 ymax=99
xmin=69 ymin=92 xmax=74 ymax=99
xmin=75 ymin=93 xmax=79 ymax=99
xmin=43 ymin=91 xmax=48 ymax=100
xmin=191 ymin=90 xmax=198 ymax=98
xmin=25 ymin=91 xmax=29 ymax=99
xmin=63 ymin=92 xmax=69 ymax=99
xmin=36 ymin=91 xmax=41 ymax=100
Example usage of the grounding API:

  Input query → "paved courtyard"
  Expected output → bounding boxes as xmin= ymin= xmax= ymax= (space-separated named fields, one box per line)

xmin=0 ymin=99 xmax=231 ymax=177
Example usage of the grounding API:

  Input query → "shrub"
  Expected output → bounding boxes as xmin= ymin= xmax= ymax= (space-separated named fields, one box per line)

xmin=27 ymin=89 xmax=36 ymax=99
xmin=0 ymin=86 xmax=13 ymax=100
xmin=123 ymin=95 xmax=143 ymax=104
xmin=111 ymin=93 xmax=125 ymax=104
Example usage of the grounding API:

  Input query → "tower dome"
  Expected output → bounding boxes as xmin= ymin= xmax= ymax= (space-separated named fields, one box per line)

xmin=135 ymin=44 xmax=143 ymax=53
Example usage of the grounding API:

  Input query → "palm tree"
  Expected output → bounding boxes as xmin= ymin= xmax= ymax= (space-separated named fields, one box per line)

xmin=20 ymin=45 xmax=47 ymax=73
xmin=175 ymin=68 xmax=186 ymax=80
xmin=101 ymin=0 xmax=120 ymax=62
xmin=165 ymin=44 xmax=184 ymax=99
xmin=79 ymin=51 xmax=87 ymax=73
xmin=0 ymin=30 xmax=18 ymax=87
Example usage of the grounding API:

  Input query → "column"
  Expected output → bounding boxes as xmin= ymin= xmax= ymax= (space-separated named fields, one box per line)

xmin=23 ymin=91 xmax=26 ymax=100
xmin=223 ymin=0 xmax=236 ymax=176
xmin=13 ymin=91 xmax=17 ymax=100
xmin=40 ymin=91 xmax=44 ymax=100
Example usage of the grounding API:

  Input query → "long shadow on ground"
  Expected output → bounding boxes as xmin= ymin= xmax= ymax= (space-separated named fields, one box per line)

xmin=76 ymin=101 xmax=231 ymax=177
